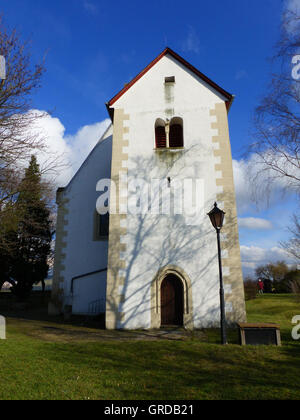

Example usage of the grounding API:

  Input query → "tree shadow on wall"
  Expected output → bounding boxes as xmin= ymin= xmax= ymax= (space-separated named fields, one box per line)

xmin=107 ymin=144 xmax=243 ymax=329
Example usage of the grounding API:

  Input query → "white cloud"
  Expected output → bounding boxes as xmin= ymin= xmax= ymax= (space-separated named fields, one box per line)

xmin=240 ymin=244 xmax=297 ymax=277
xmin=26 ymin=110 xmax=110 ymax=188
xmin=232 ymin=153 xmax=297 ymax=215
xmin=65 ymin=118 xmax=111 ymax=176
xmin=232 ymin=159 xmax=254 ymax=214
xmin=181 ymin=26 xmax=200 ymax=54
xmin=241 ymin=244 xmax=295 ymax=265
xmin=286 ymin=0 xmax=300 ymax=14
xmin=284 ymin=0 xmax=300 ymax=34
xmin=238 ymin=217 xmax=273 ymax=230
xmin=83 ymin=0 xmax=98 ymax=14
xmin=235 ymin=70 xmax=248 ymax=80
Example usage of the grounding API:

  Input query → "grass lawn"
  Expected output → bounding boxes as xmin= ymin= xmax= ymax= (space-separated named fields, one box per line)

xmin=0 ymin=294 xmax=300 ymax=400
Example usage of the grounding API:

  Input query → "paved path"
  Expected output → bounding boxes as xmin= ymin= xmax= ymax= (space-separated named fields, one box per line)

xmin=6 ymin=317 xmax=205 ymax=343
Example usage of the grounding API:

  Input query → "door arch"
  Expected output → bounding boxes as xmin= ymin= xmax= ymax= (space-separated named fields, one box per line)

xmin=161 ymin=274 xmax=184 ymax=326
xmin=151 ymin=265 xmax=194 ymax=330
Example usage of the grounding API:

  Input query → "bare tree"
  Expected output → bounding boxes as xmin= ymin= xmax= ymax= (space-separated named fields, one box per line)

xmin=0 ymin=17 xmax=48 ymax=212
xmin=0 ymin=20 xmax=59 ymax=274
xmin=280 ymin=213 xmax=300 ymax=261
xmin=249 ymin=10 xmax=300 ymax=197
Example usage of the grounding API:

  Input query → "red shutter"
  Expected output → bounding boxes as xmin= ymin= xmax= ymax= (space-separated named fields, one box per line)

xmin=155 ymin=126 xmax=167 ymax=148
xmin=169 ymin=124 xmax=183 ymax=148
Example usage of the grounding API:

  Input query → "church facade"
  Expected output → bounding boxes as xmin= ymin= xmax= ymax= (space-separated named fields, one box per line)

xmin=49 ymin=48 xmax=246 ymax=330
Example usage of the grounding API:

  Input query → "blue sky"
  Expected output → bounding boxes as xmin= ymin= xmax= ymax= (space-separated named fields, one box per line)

xmin=0 ymin=0 xmax=284 ymax=137
xmin=1 ymin=0 xmax=299 ymax=275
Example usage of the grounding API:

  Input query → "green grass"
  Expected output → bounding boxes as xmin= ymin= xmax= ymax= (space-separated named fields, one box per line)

xmin=0 ymin=294 xmax=300 ymax=400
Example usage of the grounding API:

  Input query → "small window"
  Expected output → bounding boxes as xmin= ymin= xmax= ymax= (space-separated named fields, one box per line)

xmin=94 ymin=211 xmax=109 ymax=240
xmin=169 ymin=117 xmax=184 ymax=148
xmin=165 ymin=76 xmax=175 ymax=83
xmin=155 ymin=119 xmax=166 ymax=148
xmin=99 ymin=213 xmax=109 ymax=237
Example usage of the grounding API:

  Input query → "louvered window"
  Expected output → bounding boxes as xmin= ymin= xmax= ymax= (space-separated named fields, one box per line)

xmin=169 ymin=123 xmax=183 ymax=148
xmin=165 ymin=76 xmax=175 ymax=83
xmin=155 ymin=126 xmax=167 ymax=148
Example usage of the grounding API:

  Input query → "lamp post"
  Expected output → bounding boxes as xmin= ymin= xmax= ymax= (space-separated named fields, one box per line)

xmin=207 ymin=202 xmax=227 ymax=345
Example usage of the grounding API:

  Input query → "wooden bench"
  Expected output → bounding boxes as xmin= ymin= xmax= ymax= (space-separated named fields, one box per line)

xmin=238 ymin=323 xmax=281 ymax=346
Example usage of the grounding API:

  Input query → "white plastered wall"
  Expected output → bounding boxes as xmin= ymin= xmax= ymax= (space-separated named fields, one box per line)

xmin=111 ymin=54 xmax=237 ymax=329
xmin=59 ymin=127 xmax=113 ymax=314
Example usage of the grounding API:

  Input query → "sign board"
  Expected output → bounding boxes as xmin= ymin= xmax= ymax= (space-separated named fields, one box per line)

xmin=238 ymin=323 xmax=281 ymax=346
xmin=0 ymin=56 xmax=6 ymax=80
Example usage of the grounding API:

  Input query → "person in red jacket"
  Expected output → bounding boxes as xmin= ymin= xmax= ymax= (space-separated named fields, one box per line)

xmin=258 ymin=279 xmax=264 ymax=295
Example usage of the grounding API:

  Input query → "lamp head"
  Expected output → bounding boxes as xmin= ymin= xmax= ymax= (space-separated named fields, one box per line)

xmin=207 ymin=202 xmax=225 ymax=230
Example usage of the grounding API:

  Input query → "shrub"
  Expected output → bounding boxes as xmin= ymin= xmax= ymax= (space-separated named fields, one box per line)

xmin=244 ymin=279 xmax=257 ymax=301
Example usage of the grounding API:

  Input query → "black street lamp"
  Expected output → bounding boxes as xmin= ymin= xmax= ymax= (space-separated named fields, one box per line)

xmin=207 ymin=202 xmax=228 ymax=345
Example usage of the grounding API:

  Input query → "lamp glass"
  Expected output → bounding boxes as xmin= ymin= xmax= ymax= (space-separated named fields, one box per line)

xmin=208 ymin=203 xmax=225 ymax=230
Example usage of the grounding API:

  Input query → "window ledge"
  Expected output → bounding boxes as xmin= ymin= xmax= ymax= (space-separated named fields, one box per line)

xmin=154 ymin=147 xmax=184 ymax=151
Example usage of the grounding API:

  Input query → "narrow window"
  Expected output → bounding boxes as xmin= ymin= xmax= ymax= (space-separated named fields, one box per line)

xmin=94 ymin=211 xmax=109 ymax=240
xmin=99 ymin=213 xmax=109 ymax=237
xmin=169 ymin=117 xmax=184 ymax=148
xmin=155 ymin=119 xmax=166 ymax=148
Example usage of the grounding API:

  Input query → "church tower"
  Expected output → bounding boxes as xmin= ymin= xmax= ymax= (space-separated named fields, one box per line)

xmin=104 ymin=48 xmax=246 ymax=330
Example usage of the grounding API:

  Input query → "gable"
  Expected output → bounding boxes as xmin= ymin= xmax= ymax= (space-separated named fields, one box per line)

xmin=107 ymin=48 xmax=233 ymax=114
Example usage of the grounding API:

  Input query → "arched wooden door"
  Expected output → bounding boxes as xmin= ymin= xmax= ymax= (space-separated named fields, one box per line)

xmin=161 ymin=274 xmax=184 ymax=326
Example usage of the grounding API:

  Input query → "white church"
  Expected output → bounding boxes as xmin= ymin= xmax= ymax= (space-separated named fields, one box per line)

xmin=49 ymin=47 xmax=246 ymax=330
